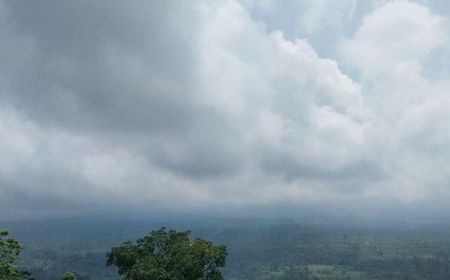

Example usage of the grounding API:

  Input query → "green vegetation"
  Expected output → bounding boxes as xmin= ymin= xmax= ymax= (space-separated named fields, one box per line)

xmin=0 ymin=230 xmax=31 ymax=280
xmin=4 ymin=219 xmax=450 ymax=279
xmin=59 ymin=272 xmax=77 ymax=280
xmin=106 ymin=228 xmax=227 ymax=280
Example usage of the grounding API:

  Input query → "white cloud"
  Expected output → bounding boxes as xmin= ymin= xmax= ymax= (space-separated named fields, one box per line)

xmin=338 ymin=0 xmax=450 ymax=204
xmin=299 ymin=0 xmax=357 ymax=33
xmin=341 ymin=1 xmax=448 ymax=79
xmin=239 ymin=0 xmax=275 ymax=12
xmin=1 ymin=0 xmax=450 ymax=220
xmin=0 ymin=108 xmax=36 ymax=176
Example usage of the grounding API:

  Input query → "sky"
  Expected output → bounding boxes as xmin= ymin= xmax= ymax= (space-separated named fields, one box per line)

xmin=1 ymin=0 xmax=450 ymax=221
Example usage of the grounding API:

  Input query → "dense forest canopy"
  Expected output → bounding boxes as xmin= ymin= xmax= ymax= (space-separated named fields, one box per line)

xmin=106 ymin=228 xmax=227 ymax=280
xmin=3 ymin=218 xmax=450 ymax=280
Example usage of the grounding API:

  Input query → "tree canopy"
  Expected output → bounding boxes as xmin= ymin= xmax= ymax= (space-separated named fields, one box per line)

xmin=0 ymin=229 xmax=31 ymax=280
xmin=60 ymin=272 xmax=78 ymax=280
xmin=106 ymin=227 xmax=227 ymax=280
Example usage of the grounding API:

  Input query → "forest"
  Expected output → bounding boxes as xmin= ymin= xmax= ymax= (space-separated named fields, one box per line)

xmin=3 ymin=217 xmax=450 ymax=280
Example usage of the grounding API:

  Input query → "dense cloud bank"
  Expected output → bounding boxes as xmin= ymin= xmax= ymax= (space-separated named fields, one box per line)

xmin=1 ymin=0 xmax=450 ymax=220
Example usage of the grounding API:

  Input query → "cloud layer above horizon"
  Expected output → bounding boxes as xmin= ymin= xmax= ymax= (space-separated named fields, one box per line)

xmin=2 ymin=0 xmax=450 ymax=220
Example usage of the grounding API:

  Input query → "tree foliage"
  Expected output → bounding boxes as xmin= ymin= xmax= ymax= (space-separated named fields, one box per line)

xmin=106 ymin=227 xmax=227 ymax=280
xmin=60 ymin=272 xmax=78 ymax=280
xmin=0 ymin=229 xmax=31 ymax=280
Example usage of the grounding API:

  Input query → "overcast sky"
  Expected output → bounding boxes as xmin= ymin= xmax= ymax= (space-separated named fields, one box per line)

xmin=2 ymin=0 xmax=450 ymax=221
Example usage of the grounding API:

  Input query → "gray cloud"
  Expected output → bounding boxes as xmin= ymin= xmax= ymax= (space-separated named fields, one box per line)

xmin=1 ymin=0 xmax=450 ymax=221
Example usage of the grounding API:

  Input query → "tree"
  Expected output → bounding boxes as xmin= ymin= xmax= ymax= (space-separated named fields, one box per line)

xmin=60 ymin=272 xmax=78 ymax=280
xmin=107 ymin=227 xmax=227 ymax=280
xmin=0 ymin=229 xmax=31 ymax=280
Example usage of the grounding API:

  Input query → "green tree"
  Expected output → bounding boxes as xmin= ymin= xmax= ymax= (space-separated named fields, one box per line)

xmin=107 ymin=227 xmax=227 ymax=280
xmin=60 ymin=272 xmax=78 ymax=280
xmin=0 ymin=229 xmax=31 ymax=280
